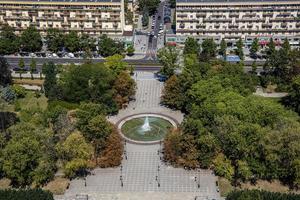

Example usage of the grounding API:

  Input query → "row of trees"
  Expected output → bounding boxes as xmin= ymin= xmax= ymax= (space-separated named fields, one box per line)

xmin=0 ymin=25 xmax=133 ymax=57
xmin=0 ymin=189 xmax=53 ymax=200
xmin=160 ymin=42 xmax=300 ymax=188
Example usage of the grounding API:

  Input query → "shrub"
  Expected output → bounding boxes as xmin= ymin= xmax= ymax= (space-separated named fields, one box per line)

xmin=0 ymin=86 xmax=16 ymax=103
xmin=11 ymin=85 xmax=26 ymax=98
xmin=226 ymin=189 xmax=300 ymax=200
xmin=0 ymin=188 xmax=54 ymax=200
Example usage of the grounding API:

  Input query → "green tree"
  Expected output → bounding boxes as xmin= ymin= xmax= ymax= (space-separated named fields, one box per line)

xmin=157 ymin=46 xmax=180 ymax=78
xmin=161 ymin=75 xmax=185 ymax=109
xmin=57 ymin=131 xmax=93 ymax=178
xmin=183 ymin=37 xmax=200 ymax=55
xmin=80 ymin=33 xmax=96 ymax=52
xmin=45 ymin=28 xmax=64 ymax=53
xmin=18 ymin=58 xmax=25 ymax=79
xmin=251 ymin=61 xmax=257 ymax=74
xmin=104 ymin=54 xmax=128 ymax=75
xmin=236 ymin=38 xmax=244 ymax=60
xmin=29 ymin=58 xmax=36 ymax=80
xmin=0 ymin=24 xmax=19 ymax=55
xmin=20 ymin=26 xmax=42 ymax=52
xmin=98 ymin=35 xmax=125 ymax=57
xmin=59 ymin=63 xmax=117 ymax=111
xmin=213 ymin=153 xmax=234 ymax=181
xmin=86 ymin=115 xmax=112 ymax=157
xmin=64 ymin=31 xmax=80 ymax=53
xmin=250 ymin=38 xmax=259 ymax=59
xmin=126 ymin=44 xmax=135 ymax=56
xmin=200 ymin=38 xmax=217 ymax=61
xmin=0 ymin=57 xmax=12 ymax=86
xmin=138 ymin=0 xmax=160 ymax=15
xmin=43 ymin=62 xmax=58 ymax=100
xmin=219 ymin=38 xmax=227 ymax=59
xmin=282 ymin=75 xmax=300 ymax=114
xmin=2 ymin=136 xmax=42 ymax=186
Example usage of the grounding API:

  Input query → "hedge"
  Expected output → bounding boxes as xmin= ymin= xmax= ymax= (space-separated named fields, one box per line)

xmin=226 ymin=190 xmax=300 ymax=200
xmin=0 ymin=189 xmax=53 ymax=200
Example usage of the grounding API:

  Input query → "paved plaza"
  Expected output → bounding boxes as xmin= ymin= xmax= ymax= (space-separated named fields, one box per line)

xmin=57 ymin=72 xmax=221 ymax=200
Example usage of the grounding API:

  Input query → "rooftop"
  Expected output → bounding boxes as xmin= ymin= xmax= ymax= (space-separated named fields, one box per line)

xmin=177 ymin=0 xmax=299 ymax=3
xmin=1 ymin=0 xmax=121 ymax=3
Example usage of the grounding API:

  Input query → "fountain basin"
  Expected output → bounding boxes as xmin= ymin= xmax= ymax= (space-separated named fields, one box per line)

xmin=117 ymin=114 xmax=177 ymax=144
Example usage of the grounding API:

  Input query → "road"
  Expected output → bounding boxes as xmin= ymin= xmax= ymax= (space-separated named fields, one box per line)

xmin=145 ymin=1 xmax=165 ymax=60
xmin=5 ymin=56 xmax=266 ymax=74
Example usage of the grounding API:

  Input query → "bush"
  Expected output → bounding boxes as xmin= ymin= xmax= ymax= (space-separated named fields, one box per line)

xmin=227 ymin=189 xmax=300 ymax=200
xmin=0 ymin=112 xmax=18 ymax=130
xmin=48 ymin=100 xmax=79 ymax=111
xmin=0 ymin=86 xmax=16 ymax=103
xmin=11 ymin=85 xmax=26 ymax=98
xmin=0 ymin=188 xmax=54 ymax=200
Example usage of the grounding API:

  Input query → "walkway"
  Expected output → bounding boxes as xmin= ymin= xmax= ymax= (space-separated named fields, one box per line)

xmin=57 ymin=72 xmax=220 ymax=200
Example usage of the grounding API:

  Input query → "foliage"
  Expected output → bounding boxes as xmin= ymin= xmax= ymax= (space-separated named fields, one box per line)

xmin=282 ymin=75 xmax=300 ymax=115
xmin=183 ymin=37 xmax=200 ymax=55
xmin=64 ymin=31 xmax=80 ymax=53
xmin=42 ymin=62 xmax=58 ymax=100
xmin=3 ymin=122 xmax=55 ymax=186
xmin=161 ymin=75 xmax=185 ymax=109
xmin=250 ymin=38 xmax=259 ymax=58
xmin=0 ymin=112 xmax=18 ymax=131
xmin=0 ymin=188 xmax=54 ymax=200
xmin=236 ymin=38 xmax=244 ymax=60
xmin=59 ymin=63 xmax=117 ymax=112
xmin=11 ymin=85 xmax=26 ymax=98
xmin=219 ymin=39 xmax=227 ymax=58
xmin=157 ymin=46 xmax=180 ymax=78
xmin=45 ymin=28 xmax=64 ymax=53
xmin=29 ymin=58 xmax=37 ymax=80
xmin=113 ymin=71 xmax=136 ymax=109
xmin=162 ymin=58 xmax=300 ymax=187
xmin=98 ymin=35 xmax=124 ymax=57
xmin=97 ymin=127 xmax=123 ymax=167
xmin=19 ymin=26 xmax=42 ymax=52
xmin=104 ymin=54 xmax=128 ymax=75
xmin=226 ymin=190 xmax=300 ymax=200
xmin=126 ymin=44 xmax=135 ymax=56
xmin=200 ymin=38 xmax=217 ymax=61
xmin=56 ymin=131 xmax=93 ymax=178
xmin=137 ymin=0 xmax=160 ymax=15
xmin=0 ymin=57 xmax=12 ymax=86
xmin=0 ymin=25 xmax=19 ymax=55
xmin=0 ymin=86 xmax=16 ymax=103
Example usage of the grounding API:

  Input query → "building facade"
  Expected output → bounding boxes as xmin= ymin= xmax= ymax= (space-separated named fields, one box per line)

xmin=0 ymin=0 xmax=125 ymax=36
xmin=174 ymin=0 xmax=300 ymax=47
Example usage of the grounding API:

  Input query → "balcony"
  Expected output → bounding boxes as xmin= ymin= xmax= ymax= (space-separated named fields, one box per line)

xmin=262 ymin=23 xmax=272 ymax=28
xmin=203 ymin=18 xmax=231 ymax=23
xmin=229 ymin=13 xmax=239 ymax=17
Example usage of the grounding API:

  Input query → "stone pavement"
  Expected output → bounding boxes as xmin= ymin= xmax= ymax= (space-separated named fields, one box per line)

xmin=57 ymin=72 xmax=220 ymax=200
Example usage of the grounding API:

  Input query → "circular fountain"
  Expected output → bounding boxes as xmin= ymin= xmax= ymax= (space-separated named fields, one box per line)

xmin=118 ymin=114 xmax=177 ymax=144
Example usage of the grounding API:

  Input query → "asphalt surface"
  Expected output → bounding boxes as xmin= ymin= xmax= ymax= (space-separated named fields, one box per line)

xmin=145 ymin=1 xmax=165 ymax=60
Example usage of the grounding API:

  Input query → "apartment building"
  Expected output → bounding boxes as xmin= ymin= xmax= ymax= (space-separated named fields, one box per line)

xmin=172 ymin=0 xmax=300 ymax=47
xmin=0 ymin=0 xmax=125 ymax=36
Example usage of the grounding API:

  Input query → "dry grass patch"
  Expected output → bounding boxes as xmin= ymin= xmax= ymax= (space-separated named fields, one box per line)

xmin=218 ymin=177 xmax=234 ymax=197
xmin=0 ymin=178 xmax=11 ymax=189
xmin=43 ymin=177 xmax=70 ymax=195
xmin=240 ymin=180 xmax=298 ymax=194
xmin=13 ymin=79 xmax=44 ymax=86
